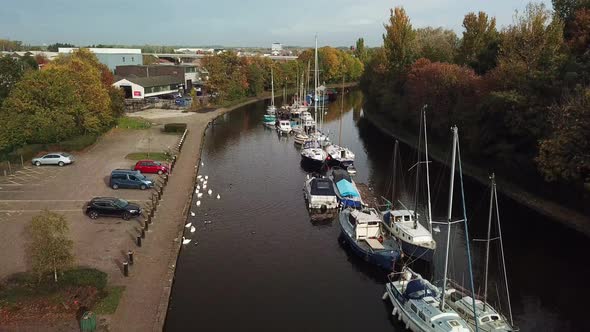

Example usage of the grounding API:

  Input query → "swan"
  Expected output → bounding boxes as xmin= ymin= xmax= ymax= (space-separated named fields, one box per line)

xmin=197 ymin=193 xmax=203 ymax=198
xmin=201 ymin=162 xmax=204 ymax=166
xmin=197 ymin=175 xmax=202 ymax=179
xmin=196 ymin=200 xmax=201 ymax=206
xmin=190 ymin=226 xmax=196 ymax=233
xmin=195 ymin=188 xmax=199 ymax=194
xmin=196 ymin=185 xmax=200 ymax=190
xmin=208 ymin=189 xmax=212 ymax=196
xmin=216 ymin=194 xmax=221 ymax=200
xmin=182 ymin=237 xmax=191 ymax=244
xmin=190 ymin=212 xmax=195 ymax=217
xmin=203 ymin=185 xmax=207 ymax=189
xmin=185 ymin=222 xmax=192 ymax=228
xmin=205 ymin=175 xmax=209 ymax=180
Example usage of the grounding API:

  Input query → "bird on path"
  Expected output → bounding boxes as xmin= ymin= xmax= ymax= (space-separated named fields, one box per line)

xmin=190 ymin=226 xmax=196 ymax=233
xmin=185 ymin=222 xmax=192 ymax=228
xmin=182 ymin=237 xmax=191 ymax=244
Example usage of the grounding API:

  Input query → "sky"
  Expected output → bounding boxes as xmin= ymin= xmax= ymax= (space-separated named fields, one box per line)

xmin=0 ymin=0 xmax=553 ymax=47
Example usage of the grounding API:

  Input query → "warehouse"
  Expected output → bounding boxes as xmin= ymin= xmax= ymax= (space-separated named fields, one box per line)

xmin=112 ymin=75 xmax=182 ymax=99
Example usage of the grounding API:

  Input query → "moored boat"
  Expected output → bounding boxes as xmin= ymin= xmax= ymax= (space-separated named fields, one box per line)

xmin=300 ymin=139 xmax=327 ymax=170
xmin=329 ymin=167 xmax=362 ymax=208
xmin=294 ymin=132 xmax=309 ymax=145
xmin=303 ymin=175 xmax=338 ymax=220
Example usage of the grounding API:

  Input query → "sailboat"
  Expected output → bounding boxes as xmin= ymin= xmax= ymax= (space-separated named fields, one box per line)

xmin=266 ymin=67 xmax=277 ymax=116
xmin=325 ymin=75 xmax=356 ymax=174
xmin=445 ymin=174 xmax=518 ymax=332
xmin=300 ymin=35 xmax=327 ymax=169
xmin=380 ymin=108 xmax=436 ymax=261
xmin=382 ymin=126 xmax=476 ymax=332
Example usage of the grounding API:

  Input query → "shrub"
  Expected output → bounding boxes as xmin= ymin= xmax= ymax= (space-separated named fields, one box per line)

xmin=56 ymin=134 xmax=98 ymax=151
xmin=163 ymin=123 xmax=187 ymax=133
xmin=58 ymin=268 xmax=107 ymax=290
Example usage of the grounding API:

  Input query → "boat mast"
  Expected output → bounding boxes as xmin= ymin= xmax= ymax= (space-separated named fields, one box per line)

xmin=423 ymin=106 xmax=433 ymax=233
xmin=314 ymin=35 xmax=318 ymax=135
xmin=412 ymin=108 xmax=424 ymax=229
xmin=483 ymin=174 xmax=494 ymax=312
xmin=270 ymin=67 xmax=275 ymax=107
xmin=440 ymin=126 xmax=458 ymax=311
xmin=494 ymin=176 xmax=515 ymax=327
xmin=339 ymin=74 xmax=344 ymax=146
xmin=392 ymin=140 xmax=399 ymax=207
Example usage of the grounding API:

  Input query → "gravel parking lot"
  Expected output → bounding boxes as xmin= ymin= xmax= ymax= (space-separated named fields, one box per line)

xmin=0 ymin=124 xmax=179 ymax=282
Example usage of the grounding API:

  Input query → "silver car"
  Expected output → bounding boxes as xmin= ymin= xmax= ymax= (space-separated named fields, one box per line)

xmin=32 ymin=152 xmax=75 ymax=167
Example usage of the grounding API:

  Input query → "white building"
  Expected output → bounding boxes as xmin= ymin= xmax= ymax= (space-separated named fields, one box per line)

xmin=112 ymin=75 xmax=181 ymax=99
xmin=58 ymin=47 xmax=142 ymax=71
xmin=271 ymin=43 xmax=283 ymax=52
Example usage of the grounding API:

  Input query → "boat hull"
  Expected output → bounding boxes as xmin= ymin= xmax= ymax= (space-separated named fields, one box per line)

xmin=400 ymin=240 xmax=434 ymax=262
xmin=339 ymin=232 xmax=398 ymax=271
xmin=300 ymin=155 xmax=325 ymax=170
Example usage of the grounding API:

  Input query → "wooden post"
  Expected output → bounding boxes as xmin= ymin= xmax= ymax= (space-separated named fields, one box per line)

xmin=123 ymin=262 xmax=129 ymax=277
xmin=141 ymin=228 xmax=145 ymax=239
xmin=20 ymin=155 xmax=24 ymax=167
xmin=7 ymin=161 xmax=11 ymax=174
xmin=127 ymin=250 xmax=134 ymax=265
xmin=136 ymin=235 xmax=142 ymax=247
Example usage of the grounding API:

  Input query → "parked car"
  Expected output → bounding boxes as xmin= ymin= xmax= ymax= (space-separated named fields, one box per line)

xmin=85 ymin=197 xmax=141 ymax=220
xmin=32 ymin=152 xmax=75 ymax=167
xmin=134 ymin=160 xmax=169 ymax=175
xmin=110 ymin=169 xmax=154 ymax=190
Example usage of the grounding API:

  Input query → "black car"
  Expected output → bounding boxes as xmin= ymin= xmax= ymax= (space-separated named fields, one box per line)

xmin=85 ymin=197 xmax=142 ymax=220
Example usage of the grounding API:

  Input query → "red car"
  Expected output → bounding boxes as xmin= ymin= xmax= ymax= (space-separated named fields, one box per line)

xmin=134 ymin=160 xmax=169 ymax=175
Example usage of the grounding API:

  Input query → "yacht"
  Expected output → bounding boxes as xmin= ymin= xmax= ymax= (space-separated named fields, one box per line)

xmin=325 ymin=144 xmax=355 ymax=169
xmin=300 ymin=139 xmax=327 ymax=169
xmin=276 ymin=120 xmax=292 ymax=134
xmin=267 ymin=68 xmax=276 ymax=115
xmin=339 ymin=208 xmax=401 ymax=270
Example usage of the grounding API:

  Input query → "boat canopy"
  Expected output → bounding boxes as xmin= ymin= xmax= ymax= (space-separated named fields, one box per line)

xmin=310 ymin=178 xmax=336 ymax=196
xmin=303 ymin=140 xmax=321 ymax=149
xmin=336 ymin=179 xmax=359 ymax=198
xmin=404 ymin=279 xmax=438 ymax=300
xmin=332 ymin=168 xmax=352 ymax=183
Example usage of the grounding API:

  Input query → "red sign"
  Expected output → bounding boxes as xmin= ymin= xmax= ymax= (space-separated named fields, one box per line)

xmin=134 ymin=91 xmax=141 ymax=97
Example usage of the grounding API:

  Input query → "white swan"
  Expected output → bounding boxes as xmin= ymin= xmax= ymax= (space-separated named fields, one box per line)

xmin=208 ymin=189 xmax=212 ymax=196
xmin=182 ymin=237 xmax=191 ymax=244
xmin=196 ymin=200 xmax=201 ymax=206
xmin=201 ymin=162 xmax=204 ymax=166
xmin=197 ymin=175 xmax=202 ymax=179
xmin=185 ymin=222 xmax=192 ymax=228
xmin=203 ymin=185 xmax=207 ymax=189
xmin=216 ymin=194 xmax=221 ymax=200
xmin=196 ymin=185 xmax=200 ymax=190
xmin=205 ymin=175 xmax=209 ymax=180
xmin=190 ymin=226 xmax=196 ymax=233
xmin=197 ymin=192 xmax=203 ymax=198
xmin=195 ymin=188 xmax=199 ymax=194
xmin=190 ymin=211 xmax=195 ymax=217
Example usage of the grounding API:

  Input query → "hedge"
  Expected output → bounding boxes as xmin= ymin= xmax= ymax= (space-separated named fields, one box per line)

xmin=163 ymin=123 xmax=187 ymax=133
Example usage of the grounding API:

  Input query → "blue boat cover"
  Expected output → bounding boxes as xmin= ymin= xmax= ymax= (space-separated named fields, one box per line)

xmin=341 ymin=199 xmax=362 ymax=208
xmin=404 ymin=279 xmax=436 ymax=300
xmin=336 ymin=179 xmax=359 ymax=198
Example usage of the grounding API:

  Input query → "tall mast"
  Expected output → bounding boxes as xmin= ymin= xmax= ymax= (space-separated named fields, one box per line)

xmin=314 ymin=35 xmax=318 ymax=135
xmin=495 ymin=177 xmax=515 ymax=327
xmin=339 ymin=74 xmax=344 ymax=146
xmin=412 ymin=108 xmax=424 ymax=229
xmin=483 ymin=174 xmax=494 ymax=313
xmin=423 ymin=106 xmax=433 ymax=233
xmin=391 ymin=140 xmax=399 ymax=206
xmin=440 ymin=126 xmax=458 ymax=311
xmin=270 ymin=67 xmax=275 ymax=107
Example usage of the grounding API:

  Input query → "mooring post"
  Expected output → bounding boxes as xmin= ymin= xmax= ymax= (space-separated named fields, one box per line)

xmin=144 ymin=220 xmax=149 ymax=232
xmin=141 ymin=228 xmax=146 ymax=239
xmin=123 ymin=261 xmax=129 ymax=277
xmin=136 ymin=235 xmax=142 ymax=247
xmin=127 ymin=250 xmax=134 ymax=265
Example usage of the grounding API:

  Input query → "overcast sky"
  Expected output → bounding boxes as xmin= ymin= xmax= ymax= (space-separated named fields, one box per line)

xmin=0 ymin=0 xmax=552 ymax=47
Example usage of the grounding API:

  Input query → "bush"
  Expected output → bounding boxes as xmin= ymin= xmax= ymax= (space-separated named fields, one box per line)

xmin=163 ymin=123 xmax=187 ymax=133
xmin=58 ymin=268 xmax=107 ymax=290
xmin=57 ymin=134 xmax=98 ymax=151
xmin=117 ymin=116 xmax=151 ymax=129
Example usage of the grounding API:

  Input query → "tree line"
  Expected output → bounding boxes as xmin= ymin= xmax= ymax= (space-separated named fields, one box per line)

xmin=0 ymin=49 xmax=124 ymax=155
xmin=360 ymin=0 xmax=590 ymax=191
xmin=202 ymin=47 xmax=364 ymax=104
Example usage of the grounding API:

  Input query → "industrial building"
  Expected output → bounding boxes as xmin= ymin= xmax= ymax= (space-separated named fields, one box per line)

xmin=112 ymin=75 xmax=182 ymax=99
xmin=115 ymin=64 xmax=207 ymax=92
xmin=58 ymin=48 xmax=142 ymax=71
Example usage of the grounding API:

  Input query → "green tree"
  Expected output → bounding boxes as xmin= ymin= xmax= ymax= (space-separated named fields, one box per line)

xmin=414 ymin=27 xmax=459 ymax=63
xmin=383 ymin=7 xmax=416 ymax=75
xmin=456 ymin=11 xmax=499 ymax=69
xmin=27 ymin=210 xmax=74 ymax=282
xmin=354 ymin=38 xmax=368 ymax=62
xmin=0 ymin=57 xmax=26 ymax=104
xmin=47 ymin=42 xmax=75 ymax=52
xmin=553 ymin=0 xmax=590 ymax=22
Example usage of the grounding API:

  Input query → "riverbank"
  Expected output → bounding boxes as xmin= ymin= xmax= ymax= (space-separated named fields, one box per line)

xmin=362 ymin=109 xmax=590 ymax=237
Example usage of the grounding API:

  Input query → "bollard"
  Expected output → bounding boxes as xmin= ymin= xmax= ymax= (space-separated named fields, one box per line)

xmin=144 ymin=220 xmax=149 ymax=231
xmin=141 ymin=228 xmax=146 ymax=239
xmin=123 ymin=262 xmax=129 ymax=277
xmin=127 ymin=250 xmax=134 ymax=265
xmin=146 ymin=215 xmax=152 ymax=224
xmin=136 ymin=235 xmax=142 ymax=247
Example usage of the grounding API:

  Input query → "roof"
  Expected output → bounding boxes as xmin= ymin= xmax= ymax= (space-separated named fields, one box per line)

xmin=391 ymin=209 xmax=414 ymax=217
xmin=59 ymin=47 xmax=141 ymax=54
xmin=116 ymin=75 xmax=182 ymax=88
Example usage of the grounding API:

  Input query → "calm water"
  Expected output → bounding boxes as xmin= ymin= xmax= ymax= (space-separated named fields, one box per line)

xmin=165 ymin=91 xmax=587 ymax=331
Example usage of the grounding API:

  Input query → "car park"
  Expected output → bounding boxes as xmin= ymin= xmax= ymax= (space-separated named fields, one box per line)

xmin=110 ymin=169 xmax=154 ymax=190
xmin=134 ymin=160 xmax=169 ymax=175
xmin=31 ymin=152 xmax=75 ymax=167
xmin=85 ymin=197 xmax=142 ymax=220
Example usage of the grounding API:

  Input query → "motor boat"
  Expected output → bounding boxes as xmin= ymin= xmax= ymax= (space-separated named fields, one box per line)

xmin=300 ymin=140 xmax=327 ymax=170
xmin=329 ymin=167 xmax=363 ymax=208
xmin=303 ymin=175 xmax=338 ymax=220
xmin=381 ymin=209 xmax=436 ymax=262
xmin=276 ymin=120 xmax=292 ymax=135
xmin=294 ymin=132 xmax=309 ymax=145
xmin=339 ymin=207 xmax=401 ymax=270
xmin=325 ymin=144 xmax=355 ymax=170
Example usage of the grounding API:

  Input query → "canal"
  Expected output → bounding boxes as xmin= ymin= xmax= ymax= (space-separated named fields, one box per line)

xmin=165 ymin=90 xmax=587 ymax=331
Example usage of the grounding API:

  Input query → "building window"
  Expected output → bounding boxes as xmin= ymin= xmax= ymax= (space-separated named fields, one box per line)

xmin=122 ymin=56 xmax=125 ymax=62
xmin=132 ymin=57 xmax=134 ymax=62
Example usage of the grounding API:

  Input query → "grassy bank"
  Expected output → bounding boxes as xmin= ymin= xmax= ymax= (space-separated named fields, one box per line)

xmin=117 ymin=116 xmax=152 ymax=129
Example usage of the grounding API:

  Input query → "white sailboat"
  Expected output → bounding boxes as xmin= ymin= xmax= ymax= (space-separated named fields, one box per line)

xmin=382 ymin=126 xmax=476 ymax=332
xmin=325 ymin=75 xmax=356 ymax=173
xmin=266 ymin=67 xmax=277 ymax=115
xmin=446 ymin=174 xmax=518 ymax=332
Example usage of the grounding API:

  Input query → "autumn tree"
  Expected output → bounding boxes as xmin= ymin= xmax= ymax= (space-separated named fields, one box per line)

xmin=552 ymin=0 xmax=590 ymax=22
xmin=414 ymin=27 xmax=459 ymax=63
xmin=355 ymin=38 xmax=368 ymax=62
xmin=383 ymin=7 xmax=415 ymax=75
xmin=0 ymin=57 xmax=26 ymax=104
xmin=537 ymin=88 xmax=590 ymax=183
xmin=456 ymin=11 xmax=500 ymax=73
xmin=27 ymin=210 xmax=74 ymax=282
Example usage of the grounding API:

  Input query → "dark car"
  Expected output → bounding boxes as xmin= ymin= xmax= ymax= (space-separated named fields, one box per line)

xmin=85 ymin=197 xmax=142 ymax=220
xmin=110 ymin=169 xmax=153 ymax=190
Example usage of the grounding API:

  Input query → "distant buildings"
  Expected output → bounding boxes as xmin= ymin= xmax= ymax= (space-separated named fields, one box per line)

xmin=112 ymin=76 xmax=181 ymax=99
xmin=271 ymin=43 xmax=282 ymax=56
xmin=58 ymin=47 xmax=142 ymax=71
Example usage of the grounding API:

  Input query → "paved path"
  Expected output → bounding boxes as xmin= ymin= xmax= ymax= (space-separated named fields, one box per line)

xmin=108 ymin=100 xmax=262 ymax=332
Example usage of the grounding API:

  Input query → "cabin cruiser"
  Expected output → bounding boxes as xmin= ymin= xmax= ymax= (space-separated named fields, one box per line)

xmin=276 ymin=120 xmax=292 ymax=134
xmin=300 ymin=140 xmax=327 ymax=169
xmin=303 ymin=175 xmax=338 ymax=220
xmin=294 ymin=132 xmax=309 ymax=145
xmin=381 ymin=209 xmax=436 ymax=262
xmin=329 ymin=167 xmax=362 ymax=208
xmin=382 ymin=267 xmax=470 ymax=332
xmin=309 ymin=131 xmax=330 ymax=147
xmin=339 ymin=208 xmax=401 ymax=270
xmin=325 ymin=144 xmax=355 ymax=170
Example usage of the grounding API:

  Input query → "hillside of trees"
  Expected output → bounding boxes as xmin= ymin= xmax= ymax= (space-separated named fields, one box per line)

xmin=360 ymin=1 xmax=590 ymax=208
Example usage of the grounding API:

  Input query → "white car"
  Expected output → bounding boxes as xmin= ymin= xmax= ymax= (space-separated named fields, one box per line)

xmin=32 ymin=153 xmax=75 ymax=167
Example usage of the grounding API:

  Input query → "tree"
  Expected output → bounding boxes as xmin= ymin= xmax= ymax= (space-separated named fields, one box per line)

xmin=456 ymin=11 xmax=499 ymax=70
xmin=383 ymin=7 xmax=416 ymax=75
xmin=47 ymin=42 xmax=75 ymax=52
xmin=27 ymin=210 xmax=74 ymax=282
xmin=354 ymin=38 xmax=368 ymax=62
xmin=0 ymin=39 xmax=23 ymax=52
xmin=553 ymin=0 xmax=590 ymax=22
xmin=537 ymin=88 xmax=590 ymax=183
xmin=565 ymin=8 xmax=590 ymax=54
xmin=0 ymin=57 xmax=25 ymax=104
xmin=414 ymin=27 xmax=459 ymax=63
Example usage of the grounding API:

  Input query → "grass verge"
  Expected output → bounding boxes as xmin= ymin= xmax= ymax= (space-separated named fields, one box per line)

xmin=117 ymin=116 xmax=152 ymax=129
xmin=93 ymin=286 xmax=125 ymax=314
xmin=125 ymin=152 xmax=170 ymax=161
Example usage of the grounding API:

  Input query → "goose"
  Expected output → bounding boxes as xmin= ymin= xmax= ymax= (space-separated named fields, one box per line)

xmin=208 ymin=189 xmax=212 ymax=196
xmin=216 ymin=194 xmax=221 ymax=200
xmin=185 ymin=222 xmax=192 ymax=228
xmin=196 ymin=185 xmax=200 ymax=190
xmin=182 ymin=237 xmax=191 ymax=245
xmin=196 ymin=200 xmax=201 ymax=207
xmin=190 ymin=226 xmax=196 ymax=233
xmin=190 ymin=211 xmax=195 ymax=217
xmin=197 ymin=192 xmax=203 ymax=198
